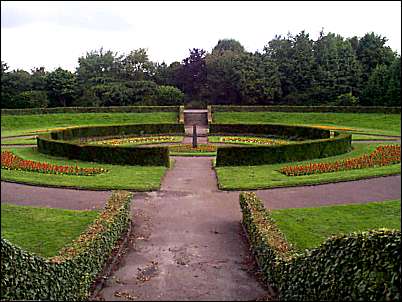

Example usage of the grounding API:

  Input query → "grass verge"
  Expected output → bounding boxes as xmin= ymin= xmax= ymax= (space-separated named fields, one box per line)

xmin=1 ymin=147 xmax=167 ymax=190
xmin=213 ymin=112 xmax=401 ymax=136
xmin=1 ymin=203 xmax=99 ymax=258
xmin=1 ymin=112 xmax=178 ymax=137
xmin=215 ymin=143 xmax=401 ymax=190
xmin=271 ymin=200 xmax=401 ymax=251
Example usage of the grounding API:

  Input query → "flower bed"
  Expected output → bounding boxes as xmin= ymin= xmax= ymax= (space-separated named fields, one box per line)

xmin=91 ymin=135 xmax=181 ymax=146
xmin=279 ymin=145 xmax=400 ymax=176
xmin=1 ymin=151 xmax=107 ymax=176
xmin=218 ymin=136 xmax=288 ymax=145
xmin=169 ymin=144 xmax=217 ymax=153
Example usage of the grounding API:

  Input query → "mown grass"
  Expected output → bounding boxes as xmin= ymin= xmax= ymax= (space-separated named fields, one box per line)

xmin=213 ymin=112 xmax=401 ymax=136
xmin=270 ymin=200 xmax=401 ymax=251
xmin=215 ymin=143 xmax=401 ymax=190
xmin=1 ymin=147 xmax=167 ymax=191
xmin=1 ymin=203 xmax=99 ymax=258
xmin=1 ymin=112 xmax=178 ymax=137
xmin=1 ymin=137 xmax=38 ymax=145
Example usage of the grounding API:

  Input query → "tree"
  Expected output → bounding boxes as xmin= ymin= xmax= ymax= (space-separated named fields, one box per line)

xmin=211 ymin=39 xmax=245 ymax=55
xmin=1 ymin=68 xmax=32 ymax=108
xmin=174 ymin=48 xmax=208 ymax=101
xmin=155 ymin=85 xmax=185 ymax=105
xmin=384 ymin=57 xmax=401 ymax=106
xmin=16 ymin=90 xmax=49 ymax=108
xmin=356 ymin=32 xmax=396 ymax=82
xmin=121 ymin=48 xmax=155 ymax=81
xmin=76 ymin=48 xmax=122 ymax=85
xmin=360 ymin=64 xmax=390 ymax=106
xmin=46 ymin=68 xmax=77 ymax=107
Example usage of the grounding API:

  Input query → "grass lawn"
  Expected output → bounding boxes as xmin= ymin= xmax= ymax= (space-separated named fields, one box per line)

xmin=1 ymin=137 xmax=37 ymax=145
xmin=1 ymin=112 xmax=178 ymax=137
xmin=213 ymin=112 xmax=401 ymax=136
xmin=215 ymin=143 xmax=401 ymax=190
xmin=270 ymin=200 xmax=401 ymax=252
xmin=1 ymin=203 xmax=99 ymax=258
xmin=1 ymin=147 xmax=168 ymax=191
xmin=351 ymin=134 xmax=400 ymax=141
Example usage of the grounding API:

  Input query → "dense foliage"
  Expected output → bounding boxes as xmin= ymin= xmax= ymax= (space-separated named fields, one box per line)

xmin=1 ymin=191 xmax=132 ymax=301
xmin=1 ymin=31 xmax=400 ymax=108
xmin=239 ymin=192 xmax=401 ymax=301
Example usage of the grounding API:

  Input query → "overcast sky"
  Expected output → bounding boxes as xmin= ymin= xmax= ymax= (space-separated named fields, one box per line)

xmin=1 ymin=1 xmax=401 ymax=72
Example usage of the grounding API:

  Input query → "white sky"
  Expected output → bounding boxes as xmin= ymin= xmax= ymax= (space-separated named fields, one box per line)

xmin=1 ymin=1 xmax=401 ymax=72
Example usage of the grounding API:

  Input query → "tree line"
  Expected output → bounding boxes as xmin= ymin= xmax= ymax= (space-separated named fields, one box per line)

xmin=1 ymin=30 xmax=400 ymax=109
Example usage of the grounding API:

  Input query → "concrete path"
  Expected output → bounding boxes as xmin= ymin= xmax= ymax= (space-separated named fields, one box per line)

xmin=96 ymin=157 xmax=267 ymax=301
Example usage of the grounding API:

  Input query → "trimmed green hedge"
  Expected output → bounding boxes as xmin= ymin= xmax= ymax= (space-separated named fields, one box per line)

xmin=239 ymin=192 xmax=401 ymax=301
xmin=1 ymin=191 xmax=132 ymax=301
xmin=37 ymin=123 xmax=185 ymax=167
xmin=1 ymin=105 xmax=180 ymax=115
xmin=50 ymin=123 xmax=184 ymax=141
xmin=209 ymin=123 xmax=330 ymax=140
xmin=211 ymin=105 xmax=401 ymax=114
xmin=213 ymin=124 xmax=351 ymax=166
xmin=37 ymin=136 xmax=170 ymax=166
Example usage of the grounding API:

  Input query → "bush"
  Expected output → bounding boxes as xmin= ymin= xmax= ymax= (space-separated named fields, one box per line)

xmin=215 ymin=133 xmax=351 ymax=166
xmin=1 ymin=105 xmax=180 ymax=115
xmin=239 ymin=192 xmax=401 ymax=301
xmin=1 ymin=191 xmax=132 ymax=301
xmin=210 ymin=105 xmax=401 ymax=114
xmin=155 ymin=85 xmax=185 ymax=105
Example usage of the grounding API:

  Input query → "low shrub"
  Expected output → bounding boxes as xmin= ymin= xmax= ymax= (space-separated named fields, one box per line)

xmin=211 ymin=105 xmax=401 ymax=114
xmin=1 ymin=191 xmax=132 ymax=301
xmin=215 ymin=133 xmax=351 ymax=166
xmin=1 ymin=105 xmax=180 ymax=115
xmin=240 ymin=192 xmax=401 ymax=301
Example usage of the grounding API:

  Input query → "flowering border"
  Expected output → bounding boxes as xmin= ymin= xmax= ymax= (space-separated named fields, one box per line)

xmin=1 ymin=151 xmax=107 ymax=176
xmin=278 ymin=145 xmax=400 ymax=176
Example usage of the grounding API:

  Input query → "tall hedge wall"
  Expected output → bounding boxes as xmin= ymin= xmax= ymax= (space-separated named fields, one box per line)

xmin=1 ymin=105 xmax=180 ymax=115
xmin=209 ymin=123 xmax=330 ymax=140
xmin=37 ymin=123 xmax=184 ymax=167
xmin=1 ymin=191 xmax=132 ymax=301
xmin=239 ymin=192 xmax=401 ymax=301
xmin=211 ymin=105 xmax=401 ymax=114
